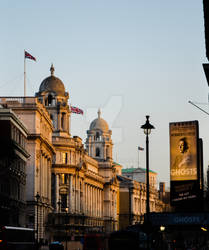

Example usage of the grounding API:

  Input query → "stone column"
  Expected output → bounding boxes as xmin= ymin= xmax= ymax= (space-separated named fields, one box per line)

xmin=58 ymin=112 xmax=61 ymax=130
xmin=47 ymin=158 xmax=51 ymax=202
xmin=69 ymin=174 xmax=72 ymax=212
xmin=90 ymin=185 xmax=94 ymax=216
xmin=57 ymin=174 xmax=60 ymax=209
xmin=88 ymin=185 xmax=90 ymax=215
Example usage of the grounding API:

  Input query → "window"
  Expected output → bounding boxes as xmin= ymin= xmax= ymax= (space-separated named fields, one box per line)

xmin=96 ymin=132 xmax=100 ymax=140
xmin=61 ymin=194 xmax=67 ymax=210
xmin=96 ymin=148 xmax=100 ymax=157
xmin=60 ymin=174 xmax=68 ymax=184
xmin=48 ymin=94 xmax=53 ymax=105
xmin=62 ymin=153 xmax=68 ymax=164
xmin=61 ymin=113 xmax=66 ymax=130
xmin=64 ymin=174 xmax=68 ymax=184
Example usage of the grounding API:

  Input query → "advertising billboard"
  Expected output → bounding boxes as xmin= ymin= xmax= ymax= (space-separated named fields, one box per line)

xmin=170 ymin=121 xmax=198 ymax=181
xmin=169 ymin=121 xmax=201 ymax=206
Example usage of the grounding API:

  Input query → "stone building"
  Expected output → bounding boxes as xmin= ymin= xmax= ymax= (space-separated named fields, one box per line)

xmin=0 ymin=96 xmax=55 ymax=242
xmin=117 ymin=175 xmax=164 ymax=230
xmin=0 ymin=65 xmax=166 ymax=245
xmin=0 ymin=66 xmax=119 ymax=245
xmin=122 ymin=167 xmax=157 ymax=189
xmin=0 ymin=107 xmax=29 ymax=226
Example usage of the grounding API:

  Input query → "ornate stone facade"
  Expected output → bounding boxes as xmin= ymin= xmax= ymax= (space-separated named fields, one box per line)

xmin=0 ymin=66 xmax=119 ymax=243
xmin=0 ymin=66 xmax=166 ymax=245
xmin=0 ymin=96 xmax=55 ymax=242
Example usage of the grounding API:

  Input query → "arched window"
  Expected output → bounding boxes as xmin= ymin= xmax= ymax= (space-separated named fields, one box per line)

xmin=96 ymin=132 xmax=100 ymax=141
xmin=96 ymin=148 xmax=100 ymax=157
xmin=48 ymin=94 xmax=53 ymax=105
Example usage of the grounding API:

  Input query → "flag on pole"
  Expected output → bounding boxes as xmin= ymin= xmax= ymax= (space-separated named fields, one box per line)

xmin=25 ymin=51 xmax=36 ymax=61
xmin=138 ymin=146 xmax=144 ymax=151
xmin=71 ymin=106 xmax=84 ymax=115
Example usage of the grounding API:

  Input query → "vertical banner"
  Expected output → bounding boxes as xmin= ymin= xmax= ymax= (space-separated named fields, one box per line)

xmin=170 ymin=121 xmax=200 ymax=206
xmin=170 ymin=121 xmax=198 ymax=181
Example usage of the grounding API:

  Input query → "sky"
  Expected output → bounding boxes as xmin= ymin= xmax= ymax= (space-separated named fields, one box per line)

xmin=0 ymin=1 xmax=209 ymax=188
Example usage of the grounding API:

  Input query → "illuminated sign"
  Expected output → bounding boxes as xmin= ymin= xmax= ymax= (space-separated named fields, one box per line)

xmin=150 ymin=212 xmax=209 ymax=225
xmin=170 ymin=121 xmax=198 ymax=181
xmin=169 ymin=121 xmax=202 ymax=206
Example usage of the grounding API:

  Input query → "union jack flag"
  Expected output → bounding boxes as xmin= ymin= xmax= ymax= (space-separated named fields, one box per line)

xmin=25 ymin=51 xmax=36 ymax=61
xmin=138 ymin=146 xmax=144 ymax=151
xmin=71 ymin=106 xmax=84 ymax=115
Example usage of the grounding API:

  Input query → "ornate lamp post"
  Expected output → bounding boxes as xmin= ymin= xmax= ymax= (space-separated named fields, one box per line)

xmin=35 ymin=192 xmax=40 ymax=246
xmin=65 ymin=207 xmax=68 ymax=250
xmin=141 ymin=115 xmax=155 ymax=249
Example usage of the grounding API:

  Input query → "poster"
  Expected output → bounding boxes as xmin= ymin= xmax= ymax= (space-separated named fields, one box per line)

xmin=170 ymin=121 xmax=198 ymax=181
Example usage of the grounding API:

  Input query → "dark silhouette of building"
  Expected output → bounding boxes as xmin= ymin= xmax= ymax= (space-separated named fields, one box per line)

xmin=0 ymin=107 xmax=29 ymax=226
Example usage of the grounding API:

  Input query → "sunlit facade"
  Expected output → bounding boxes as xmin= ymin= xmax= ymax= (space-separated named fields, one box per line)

xmin=0 ymin=66 xmax=166 ymax=245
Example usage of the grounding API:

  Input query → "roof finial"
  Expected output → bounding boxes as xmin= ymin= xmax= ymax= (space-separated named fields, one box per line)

xmin=98 ymin=108 xmax=101 ymax=119
xmin=50 ymin=64 xmax=55 ymax=76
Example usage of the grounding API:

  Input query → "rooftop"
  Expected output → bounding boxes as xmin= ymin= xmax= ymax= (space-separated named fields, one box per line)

xmin=122 ymin=167 xmax=156 ymax=174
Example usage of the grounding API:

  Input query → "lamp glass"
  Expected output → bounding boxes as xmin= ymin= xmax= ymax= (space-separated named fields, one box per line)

xmin=144 ymin=128 xmax=151 ymax=135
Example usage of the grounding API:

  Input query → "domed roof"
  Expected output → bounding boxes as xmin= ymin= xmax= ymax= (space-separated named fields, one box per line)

xmin=89 ymin=109 xmax=109 ymax=132
xmin=39 ymin=65 xmax=66 ymax=96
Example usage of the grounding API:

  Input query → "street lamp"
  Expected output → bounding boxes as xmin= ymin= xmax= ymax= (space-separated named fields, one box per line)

xmin=35 ymin=192 xmax=40 ymax=246
xmin=141 ymin=115 xmax=155 ymax=249
xmin=65 ymin=207 xmax=68 ymax=250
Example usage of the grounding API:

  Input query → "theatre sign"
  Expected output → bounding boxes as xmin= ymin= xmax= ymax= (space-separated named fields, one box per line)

xmin=150 ymin=212 xmax=209 ymax=226
xmin=169 ymin=121 xmax=203 ymax=207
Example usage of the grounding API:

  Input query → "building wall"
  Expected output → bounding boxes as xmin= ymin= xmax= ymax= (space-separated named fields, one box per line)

xmin=122 ymin=168 xmax=157 ymax=189
xmin=118 ymin=177 xmax=164 ymax=230
xmin=0 ymin=98 xmax=55 ymax=242
xmin=0 ymin=108 xmax=29 ymax=227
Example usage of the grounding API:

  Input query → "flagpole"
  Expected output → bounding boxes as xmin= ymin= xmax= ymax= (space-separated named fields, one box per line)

xmin=137 ymin=147 xmax=139 ymax=168
xmin=24 ymin=50 xmax=26 ymax=97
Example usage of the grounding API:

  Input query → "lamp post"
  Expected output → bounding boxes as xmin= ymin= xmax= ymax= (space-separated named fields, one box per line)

xmin=141 ymin=115 xmax=155 ymax=249
xmin=35 ymin=192 xmax=40 ymax=246
xmin=65 ymin=207 xmax=68 ymax=250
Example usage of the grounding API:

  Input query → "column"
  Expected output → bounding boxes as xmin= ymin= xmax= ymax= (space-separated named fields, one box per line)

xmin=90 ymin=185 xmax=94 ymax=216
xmin=57 ymin=112 xmax=61 ymax=130
xmin=47 ymin=158 xmax=51 ymax=202
xmin=96 ymin=188 xmax=98 ymax=217
xmin=69 ymin=174 xmax=72 ymax=212
xmin=99 ymin=189 xmax=101 ymax=217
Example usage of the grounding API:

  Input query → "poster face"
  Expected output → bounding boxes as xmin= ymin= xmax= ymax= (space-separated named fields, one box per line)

xmin=170 ymin=121 xmax=198 ymax=181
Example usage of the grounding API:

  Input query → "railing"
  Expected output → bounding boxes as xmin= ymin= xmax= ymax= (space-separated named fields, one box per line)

xmin=0 ymin=96 xmax=37 ymax=104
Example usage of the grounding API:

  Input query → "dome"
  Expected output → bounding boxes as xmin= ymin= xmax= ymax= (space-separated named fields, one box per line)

xmin=89 ymin=109 xmax=109 ymax=132
xmin=39 ymin=65 xmax=66 ymax=96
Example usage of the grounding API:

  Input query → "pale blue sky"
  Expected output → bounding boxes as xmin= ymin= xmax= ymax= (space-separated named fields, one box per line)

xmin=1 ymin=1 xmax=208 ymax=187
